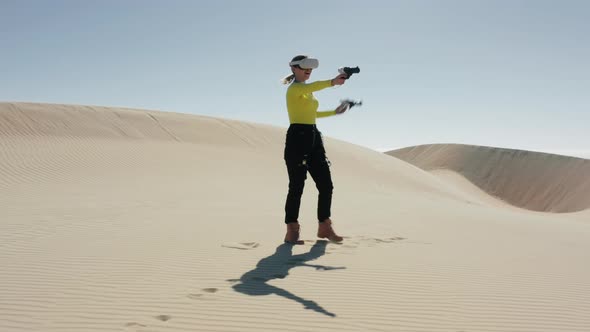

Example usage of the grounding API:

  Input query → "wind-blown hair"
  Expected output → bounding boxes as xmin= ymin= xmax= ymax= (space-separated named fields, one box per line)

xmin=281 ymin=55 xmax=308 ymax=85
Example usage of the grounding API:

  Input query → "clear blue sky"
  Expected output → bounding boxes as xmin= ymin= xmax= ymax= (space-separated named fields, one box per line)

xmin=1 ymin=0 xmax=589 ymax=157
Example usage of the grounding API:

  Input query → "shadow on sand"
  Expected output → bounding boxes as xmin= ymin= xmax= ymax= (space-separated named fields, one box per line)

xmin=229 ymin=240 xmax=345 ymax=317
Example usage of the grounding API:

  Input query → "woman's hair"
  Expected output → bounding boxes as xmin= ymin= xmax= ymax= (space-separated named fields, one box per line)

xmin=282 ymin=55 xmax=308 ymax=85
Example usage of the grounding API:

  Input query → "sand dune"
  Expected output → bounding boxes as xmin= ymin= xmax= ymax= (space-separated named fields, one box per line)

xmin=2 ymin=102 xmax=590 ymax=331
xmin=387 ymin=144 xmax=590 ymax=213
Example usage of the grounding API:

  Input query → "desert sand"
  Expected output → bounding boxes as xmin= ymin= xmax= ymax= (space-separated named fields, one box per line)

xmin=1 ymin=102 xmax=589 ymax=331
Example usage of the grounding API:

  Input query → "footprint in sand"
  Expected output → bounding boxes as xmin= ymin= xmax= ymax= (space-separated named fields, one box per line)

xmin=370 ymin=236 xmax=406 ymax=243
xmin=187 ymin=293 xmax=204 ymax=299
xmin=154 ymin=315 xmax=172 ymax=322
xmin=123 ymin=310 xmax=173 ymax=328
xmin=357 ymin=236 xmax=405 ymax=243
xmin=187 ymin=288 xmax=219 ymax=300
xmin=332 ymin=236 xmax=406 ymax=250
xmin=124 ymin=322 xmax=147 ymax=330
xmin=221 ymin=242 xmax=260 ymax=250
xmin=369 ymin=237 xmax=405 ymax=246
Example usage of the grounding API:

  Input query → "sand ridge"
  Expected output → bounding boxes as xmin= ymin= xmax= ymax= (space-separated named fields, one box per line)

xmin=388 ymin=143 xmax=590 ymax=213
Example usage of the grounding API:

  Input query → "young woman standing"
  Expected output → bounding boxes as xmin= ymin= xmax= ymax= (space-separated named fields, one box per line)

xmin=282 ymin=55 xmax=349 ymax=244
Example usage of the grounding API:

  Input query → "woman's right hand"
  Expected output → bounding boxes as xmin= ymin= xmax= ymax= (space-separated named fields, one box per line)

xmin=331 ymin=74 xmax=347 ymax=86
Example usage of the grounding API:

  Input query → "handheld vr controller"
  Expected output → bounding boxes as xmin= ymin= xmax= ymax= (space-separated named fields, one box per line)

xmin=338 ymin=66 xmax=360 ymax=79
xmin=341 ymin=99 xmax=363 ymax=109
xmin=336 ymin=66 xmax=361 ymax=111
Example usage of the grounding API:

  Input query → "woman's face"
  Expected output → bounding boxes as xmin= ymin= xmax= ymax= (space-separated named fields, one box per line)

xmin=292 ymin=66 xmax=312 ymax=82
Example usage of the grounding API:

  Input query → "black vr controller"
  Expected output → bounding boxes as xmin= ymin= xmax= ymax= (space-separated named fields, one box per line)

xmin=341 ymin=99 xmax=363 ymax=109
xmin=337 ymin=66 xmax=361 ymax=110
xmin=338 ymin=66 xmax=360 ymax=79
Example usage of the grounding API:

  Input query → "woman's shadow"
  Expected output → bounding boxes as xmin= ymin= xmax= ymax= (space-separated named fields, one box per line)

xmin=228 ymin=240 xmax=345 ymax=317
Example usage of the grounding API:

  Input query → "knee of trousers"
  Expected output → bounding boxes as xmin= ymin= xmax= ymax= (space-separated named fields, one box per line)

xmin=317 ymin=180 xmax=334 ymax=194
xmin=288 ymin=182 xmax=305 ymax=195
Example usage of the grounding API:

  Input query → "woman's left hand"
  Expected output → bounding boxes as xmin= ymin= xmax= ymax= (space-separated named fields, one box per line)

xmin=335 ymin=102 xmax=349 ymax=114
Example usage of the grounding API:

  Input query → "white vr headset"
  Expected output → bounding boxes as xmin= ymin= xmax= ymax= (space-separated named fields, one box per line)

xmin=289 ymin=57 xmax=319 ymax=69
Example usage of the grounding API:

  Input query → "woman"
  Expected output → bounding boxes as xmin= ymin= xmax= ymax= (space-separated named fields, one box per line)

xmin=282 ymin=55 xmax=349 ymax=244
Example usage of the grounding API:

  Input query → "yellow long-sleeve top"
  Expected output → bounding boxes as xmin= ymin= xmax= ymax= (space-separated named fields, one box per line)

xmin=286 ymin=80 xmax=337 ymax=124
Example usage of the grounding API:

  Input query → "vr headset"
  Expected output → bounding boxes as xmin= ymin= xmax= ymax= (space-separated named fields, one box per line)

xmin=289 ymin=57 xmax=319 ymax=69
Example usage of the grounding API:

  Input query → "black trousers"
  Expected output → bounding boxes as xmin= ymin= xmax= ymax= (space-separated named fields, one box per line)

xmin=284 ymin=124 xmax=334 ymax=224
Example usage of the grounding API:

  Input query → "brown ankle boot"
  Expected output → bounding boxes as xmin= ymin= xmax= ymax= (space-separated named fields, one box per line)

xmin=285 ymin=222 xmax=304 ymax=244
xmin=317 ymin=219 xmax=343 ymax=242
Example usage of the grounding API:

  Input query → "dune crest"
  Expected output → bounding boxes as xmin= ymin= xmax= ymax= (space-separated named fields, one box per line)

xmin=387 ymin=143 xmax=590 ymax=213
xmin=0 ymin=102 xmax=280 ymax=148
